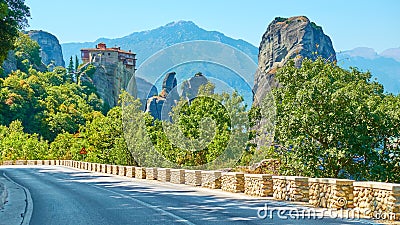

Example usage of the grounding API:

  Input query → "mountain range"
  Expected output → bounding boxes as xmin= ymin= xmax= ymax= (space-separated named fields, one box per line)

xmin=337 ymin=47 xmax=400 ymax=94
xmin=61 ymin=21 xmax=400 ymax=94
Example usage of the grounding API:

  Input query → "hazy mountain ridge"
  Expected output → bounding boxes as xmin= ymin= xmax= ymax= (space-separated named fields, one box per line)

xmin=61 ymin=21 xmax=400 ymax=95
xmin=337 ymin=47 xmax=400 ymax=94
xmin=61 ymin=21 xmax=258 ymax=66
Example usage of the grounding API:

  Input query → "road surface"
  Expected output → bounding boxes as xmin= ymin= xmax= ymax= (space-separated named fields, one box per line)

xmin=0 ymin=166 xmax=377 ymax=225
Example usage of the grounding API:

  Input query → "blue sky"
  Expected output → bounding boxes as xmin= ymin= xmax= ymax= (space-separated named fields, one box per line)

xmin=25 ymin=0 xmax=399 ymax=53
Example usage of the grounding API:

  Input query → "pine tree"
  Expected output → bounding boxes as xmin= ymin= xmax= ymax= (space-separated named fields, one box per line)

xmin=67 ymin=56 xmax=74 ymax=73
xmin=75 ymin=55 xmax=79 ymax=71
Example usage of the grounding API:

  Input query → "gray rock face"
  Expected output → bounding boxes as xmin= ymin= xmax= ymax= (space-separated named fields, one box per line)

xmin=181 ymin=73 xmax=209 ymax=100
xmin=253 ymin=16 xmax=336 ymax=105
xmin=162 ymin=72 xmax=177 ymax=94
xmin=145 ymin=72 xmax=178 ymax=120
xmin=91 ymin=62 xmax=136 ymax=107
xmin=28 ymin=30 xmax=65 ymax=67
xmin=136 ymin=77 xmax=158 ymax=110
xmin=145 ymin=72 xmax=210 ymax=120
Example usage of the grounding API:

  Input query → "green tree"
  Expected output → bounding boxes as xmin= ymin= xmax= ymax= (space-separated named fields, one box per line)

xmin=0 ymin=0 xmax=30 ymax=64
xmin=269 ymin=57 xmax=400 ymax=181
xmin=75 ymin=55 xmax=79 ymax=71
xmin=13 ymin=32 xmax=43 ymax=72
xmin=0 ymin=120 xmax=48 ymax=160
xmin=67 ymin=56 xmax=74 ymax=74
xmin=123 ymin=82 xmax=249 ymax=169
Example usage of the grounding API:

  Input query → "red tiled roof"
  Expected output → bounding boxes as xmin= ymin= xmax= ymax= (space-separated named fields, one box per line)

xmin=81 ymin=43 xmax=135 ymax=55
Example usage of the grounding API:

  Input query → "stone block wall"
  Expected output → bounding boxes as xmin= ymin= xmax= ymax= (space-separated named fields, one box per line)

xmin=273 ymin=176 xmax=309 ymax=202
xmin=118 ymin=166 xmax=126 ymax=176
xmin=185 ymin=170 xmax=202 ymax=186
xmin=135 ymin=167 xmax=146 ymax=179
xmin=201 ymin=171 xmax=222 ymax=189
xmin=221 ymin=172 xmax=245 ymax=193
xmin=3 ymin=160 xmax=399 ymax=221
xmin=27 ymin=160 xmax=37 ymax=165
xmin=170 ymin=169 xmax=185 ymax=184
xmin=101 ymin=164 xmax=107 ymax=173
xmin=112 ymin=165 xmax=119 ymax=175
xmin=107 ymin=165 xmax=112 ymax=174
xmin=309 ymin=178 xmax=354 ymax=209
xmin=353 ymin=182 xmax=400 ymax=220
xmin=126 ymin=166 xmax=135 ymax=178
xmin=157 ymin=168 xmax=170 ymax=182
xmin=15 ymin=160 xmax=27 ymax=165
xmin=146 ymin=168 xmax=157 ymax=180
xmin=2 ymin=161 xmax=13 ymax=165
xmin=244 ymin=174 xmax=273 ymax=197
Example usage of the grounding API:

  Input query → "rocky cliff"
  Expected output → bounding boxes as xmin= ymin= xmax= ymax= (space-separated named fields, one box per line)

xmin=253 ymin=16 xmax=336 ymax=105
xmin=81 ymin=62 xmax=136 ymax=107
xmin=145 ymin=72 xmax=178 ymax=120
xmin=27 ymin=30 xmax=65 ymax=67
xmin=136 ymin=77 xmax=158 ymax=110
xmin=145 ymin=72 xmax=210 ymax=120
xmin=181 ymin=72 xmax=209 ymax=100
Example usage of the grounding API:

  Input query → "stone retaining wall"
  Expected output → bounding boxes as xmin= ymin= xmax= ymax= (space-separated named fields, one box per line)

xmin=118 ymin=166 xmax=126 ymax=176
xmin=309 ymin=178 xmax=354 ymax=209
xmin=101 ymin=164 xmax=107 ymax=173
xmin=112 ymin=165 xmax=119 ymax=175
xmin=106 ymin=165 xmax=112 ymax=174
xmin=201 ymin=171 xmax=222 ymax=189
xmin=1 ymin=160 xmax=399 ymax=221
xmin=15 ymin=160 xmax=27 ymax=165
xmin=221 ymin=172 xmax=245 ymax=193
xmin=244 ymin=174 xmax=273 ymax=197
xmin=146 ymin=168 xmax=157 ymax=180
xmin=353 ymin=182 xmax=400 ymax=220
xmin=170 ymin=169 xmax=185 ymax=184
xmin=2 ymin=161 xmax=13 ymax=165
xmin=185 ymin=170 xmax=202 ymax=186
xmin=135 ymin=167 xmax=146 ymax=179
xmin=272 ymin=176 xmax=309 ymax=202
xmin=27 ymin=160 xmax=37 ymax=165
xmin=126 ymin=166 xmax=135 ymax=178
xmin=157 ymin=168 xmax=170 ymax=182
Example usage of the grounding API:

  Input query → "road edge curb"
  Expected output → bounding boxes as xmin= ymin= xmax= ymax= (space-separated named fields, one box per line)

xmin=3 ymin=172 xmax=33 ymax=225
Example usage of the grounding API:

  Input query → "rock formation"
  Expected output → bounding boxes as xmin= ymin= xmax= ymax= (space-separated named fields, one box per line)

xmin=90 ymin=62 xmax=136 ymax=107
xmin=135 ymin=77 xmax=158 ymax=110
xmin=181 ymin=72 xmax=209 ymax=100
xmin=253 ymin=16 xmax=336 ymax=105
xmin=145 ymin=72 xmax=178 ymax=120
xmin=162 ymin=72 xmax=177 ymax=94
xmin=145 ymin=72 xmax=211 ymax=120
xmin=27 ymin=30 xmax=65 ymax=67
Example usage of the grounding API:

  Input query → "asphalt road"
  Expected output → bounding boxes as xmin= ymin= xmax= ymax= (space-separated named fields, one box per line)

xmin=0 ymin=166 xmax=378 ymax=225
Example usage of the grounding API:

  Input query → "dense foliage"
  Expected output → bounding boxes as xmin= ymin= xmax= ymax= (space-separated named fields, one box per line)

xmin=260 ymin=58 xmax=400 ymax=182
xmin=0 ymin=0 xmax=30 ymax=64
xmin=122 ymin=83 xmax=248 ymax=169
